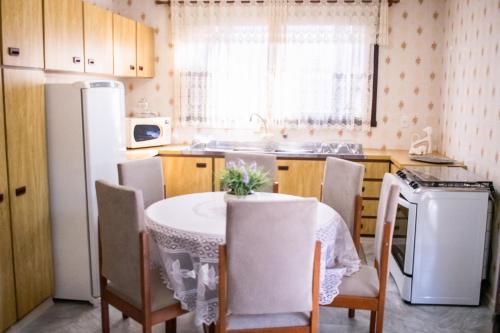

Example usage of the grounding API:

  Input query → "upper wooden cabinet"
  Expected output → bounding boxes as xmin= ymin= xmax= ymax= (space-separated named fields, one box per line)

xmin=113 ymin=13 xmax=137 ymax=77
xmin=3 ymin=69 xmax=53 ymax=318
xmin=83 ymin=2 xmax=113 ymax=75
xmin=1 ymin=0 xmax=44 ymax=68
xmin=44 ymin=0 xmax=84 ymax=72
xmin=137 ymin=22 xmax=155 ymax=78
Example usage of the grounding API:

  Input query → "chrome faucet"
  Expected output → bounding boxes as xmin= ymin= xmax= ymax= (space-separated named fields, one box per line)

xmin=249 ymin=113 xmax=268 ymax=134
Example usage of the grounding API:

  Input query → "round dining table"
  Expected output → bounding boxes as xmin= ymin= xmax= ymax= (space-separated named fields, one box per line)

xmin=145 ymin=191 xmax=360 ymax=326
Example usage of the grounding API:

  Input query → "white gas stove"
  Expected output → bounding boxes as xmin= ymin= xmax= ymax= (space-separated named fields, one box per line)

xmin=390 ymin=166 xmax=493 ymax=306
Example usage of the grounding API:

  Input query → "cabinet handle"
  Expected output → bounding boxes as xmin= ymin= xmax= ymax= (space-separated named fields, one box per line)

xmin=15 ymin=186 xmax=26 ymax=196
xmin=196 ymin=162 xmax=207 ymax=168
xmin=362 ymin=186 xmax=365 ymax=192
xmin=8 ymin=47 xmax=20 ymax=56
xmin=278 ymin=166 xmax=289 ymax=171
xmin=0 ymin=193 xmax=4 ymax=203
xmin=88 ymin=58 xmax=95 ymax=65
xmin=73 ymin=56 xmax=81 ymax=64
xmin=130 ymin=65 xmax=135 ymax=70
xmin=139 ymin=66 xmax=144 ymax=71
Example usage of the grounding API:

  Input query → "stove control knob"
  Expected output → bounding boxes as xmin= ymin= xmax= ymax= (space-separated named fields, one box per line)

xmin=409 ymin=181 xmax=419 ymax=189
xmin=396 ymin=170 xmax=407 ymax=179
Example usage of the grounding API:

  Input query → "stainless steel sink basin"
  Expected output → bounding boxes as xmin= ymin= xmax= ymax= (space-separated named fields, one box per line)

xmin=184 ymin=140 xmax=364 ymax=158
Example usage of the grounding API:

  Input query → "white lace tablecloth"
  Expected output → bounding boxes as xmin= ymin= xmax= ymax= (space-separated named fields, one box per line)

xmin=146 ymin=192 xmax=360 ymax=325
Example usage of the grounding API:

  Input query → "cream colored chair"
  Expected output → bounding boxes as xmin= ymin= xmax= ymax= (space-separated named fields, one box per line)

xmin=322 ymin=173 xmax=401 ymax=333
xmin=217 ymin=199 xmax=321 ymax=333
xmin=95 ymin=181 xmax=185 ymax=333
xmin=321 ymin=157 xmax=364 ymax=252
xmin=224 ymin=152 xmax=278 ymax=193
xmin=117 ymin=157 xmax=165 ymax=208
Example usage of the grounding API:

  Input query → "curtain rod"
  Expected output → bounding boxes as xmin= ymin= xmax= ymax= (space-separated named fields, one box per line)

xmin=156 ymin=0 xmax=399 ymax=5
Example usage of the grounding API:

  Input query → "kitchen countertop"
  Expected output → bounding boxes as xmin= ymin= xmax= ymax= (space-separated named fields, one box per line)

xmin=127 ymin=145 xmax=463 ymax=168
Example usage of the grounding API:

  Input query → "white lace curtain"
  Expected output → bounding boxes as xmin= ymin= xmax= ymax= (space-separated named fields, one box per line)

xmin=171 ymin=0 xmax=388 ymax=129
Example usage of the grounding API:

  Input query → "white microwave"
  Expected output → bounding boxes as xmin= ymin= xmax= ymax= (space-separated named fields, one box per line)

xmin=126 ymin=117 xmax=171 ymax=148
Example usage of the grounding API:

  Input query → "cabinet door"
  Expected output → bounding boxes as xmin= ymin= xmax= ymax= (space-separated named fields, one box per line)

xmin=276 ymin=160 xmax=325 ymax=199
xmin=113 ymin=14 xmax=137 ymax=77
xmin=0 ymin=72 xmax=16 ymax=331
xmin=1 ymin=0 xmax=44 ymax=68
xmin=162 ymin=157 xmax=213 ymax=197
xmin=136 ymin=22 xmax=155 ymax=78
xmin=3 ymin=69 xmax=53 ymax=318
xmin=83 ymin=2 xmax=113 ymax=75
xmin=44 ymin=0 xmax=84 ymax=72
xmin=213 ymin=158 xmax=225 ymax=191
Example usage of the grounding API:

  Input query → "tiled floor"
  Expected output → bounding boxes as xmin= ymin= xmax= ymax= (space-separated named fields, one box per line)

xmin=18 ymin=238 xmax=494 ymax=333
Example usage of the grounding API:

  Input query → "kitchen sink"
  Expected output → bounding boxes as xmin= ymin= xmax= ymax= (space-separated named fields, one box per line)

xmin=184 ymin=140 xmax=364 ymax=158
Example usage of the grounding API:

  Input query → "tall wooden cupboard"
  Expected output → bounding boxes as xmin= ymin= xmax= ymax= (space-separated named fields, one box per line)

xmin=0 ymin=68 xmax=53 ymax=330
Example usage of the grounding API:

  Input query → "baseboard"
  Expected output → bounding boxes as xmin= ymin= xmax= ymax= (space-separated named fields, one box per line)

xmin=5 ymin=298 xmax=54 ymax=333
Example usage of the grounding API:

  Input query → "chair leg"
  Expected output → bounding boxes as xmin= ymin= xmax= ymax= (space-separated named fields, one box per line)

xmin=203 ymin=323 xmax=216 ymax=333
xmin=369 ymin=311 xmax=377 ymax=333
xmin=122 ymin=312 xmax=129 ymax=319
xmin=165 ymin=318 xmax=177 ymax=333
xmin=376 ymin=307 xmax=385 ymax=333
xmin=101 ymin=299 xmax=110 ymax=333
xmin=348 ymin=309 xmax=355 ymax=318
xmin=143 ymin=324 xmax=152 ymax=333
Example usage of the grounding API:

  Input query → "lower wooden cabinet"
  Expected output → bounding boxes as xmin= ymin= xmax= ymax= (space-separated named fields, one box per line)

xmin=214 ymin=158 xmax=225 ymax=191
xmin=3 ymin=69 xmax=53 ymax=319
xmin=0 ymin=70 xmax=17 ymax=332
xmin=160 ymin=156 xmax=392 ymax=236
xmin=162 ymin=156 xmax=213 ymax=197
xmin=276 ymin=159 xmax=324 ymax=199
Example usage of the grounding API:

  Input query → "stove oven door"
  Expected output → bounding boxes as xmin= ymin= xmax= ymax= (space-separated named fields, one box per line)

xmin=392 ymin=194 xmax=417 ymax=276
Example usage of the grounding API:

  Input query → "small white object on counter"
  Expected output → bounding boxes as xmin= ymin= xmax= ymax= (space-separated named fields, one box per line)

xmin=409 ymin=127 xmax=432 ymax=155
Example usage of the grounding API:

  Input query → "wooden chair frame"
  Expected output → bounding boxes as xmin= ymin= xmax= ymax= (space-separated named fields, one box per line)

xmin=323 ymin=221 xmax=393 ymax=333
xmin=272 ymin=181 xmax=279 ymax=193
xmin=99 ymin=230 xmax=186 ymax=333
xmin=217 ymin=241 xmax=321 ymax=333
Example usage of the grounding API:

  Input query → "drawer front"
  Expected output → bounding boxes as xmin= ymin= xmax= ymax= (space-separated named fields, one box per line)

xmin=362 ymin=180 xmax=382 ymax=198
xmin=361 ymin=218 xmax=376 ymax=235
xmin=362 ymin=199 xmax=378 ymax=217
xmin=361 ymin=161 xmax=390 ymax=179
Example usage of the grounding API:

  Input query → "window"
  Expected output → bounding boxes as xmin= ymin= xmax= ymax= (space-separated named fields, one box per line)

xmin=172 ymin=1 xmax=381 ymax=129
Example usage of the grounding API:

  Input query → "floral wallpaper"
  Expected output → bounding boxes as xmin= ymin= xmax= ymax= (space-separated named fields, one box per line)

xmin=111 ymin=0 xmax=444 ymax=150
xmin=440 ymin=0 xmax=500 ymax=307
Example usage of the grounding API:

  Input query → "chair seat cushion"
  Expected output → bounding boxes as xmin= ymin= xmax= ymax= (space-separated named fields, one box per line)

xmin=338 ymin=265 xmax=379 ymax=298
xmin=108 ymin=269 xmax=179 ymax=311
xmin=227 ymin=312 xmax=310 ymax=330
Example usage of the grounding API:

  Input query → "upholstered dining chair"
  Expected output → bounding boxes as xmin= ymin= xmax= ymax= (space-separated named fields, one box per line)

xmin=118 ymin=157 xmax=165 ymax=208
xmin=217 ymin=199 xmax=321 ymax=333
xmin=95 ymin=180 xmax=185 ymax=333
xmin=322 ymin=173 xmax=401 ymax=333
xmin=321 ymin=157 xmax=364 ymax=253
xmin=224 ymin=152 xmax=278 ymax=193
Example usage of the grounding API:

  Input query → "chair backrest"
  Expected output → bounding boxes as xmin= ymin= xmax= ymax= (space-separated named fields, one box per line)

xmin=226 ymin=199 xmax=317 ymax=315
xmin=374 ymin=173 xmax=400 ymax=277
xmin=117 ymin=157 xmax=164 ymax=208
xmin=95 ymin=180 xmax=145 ymax=307
xmin=322 ymin=157 xmax=364 ymax=235
xmin=224 ymin=152 xmax=276 ymax=193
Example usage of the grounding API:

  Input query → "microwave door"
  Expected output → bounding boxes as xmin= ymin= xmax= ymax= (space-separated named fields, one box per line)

xmin=395 ymin=195 xmax=417 ymax=276
xmin=134 ymin=124 xmax=162 ymax=143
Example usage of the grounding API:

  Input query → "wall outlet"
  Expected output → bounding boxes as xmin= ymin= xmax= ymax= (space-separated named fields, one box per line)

xmin=400 ymin=115 xmax=409 ymax=128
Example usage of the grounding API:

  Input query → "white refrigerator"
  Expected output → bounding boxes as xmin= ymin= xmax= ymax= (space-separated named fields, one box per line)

xmin=45 ymin=81 xmax=126 ymax=303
